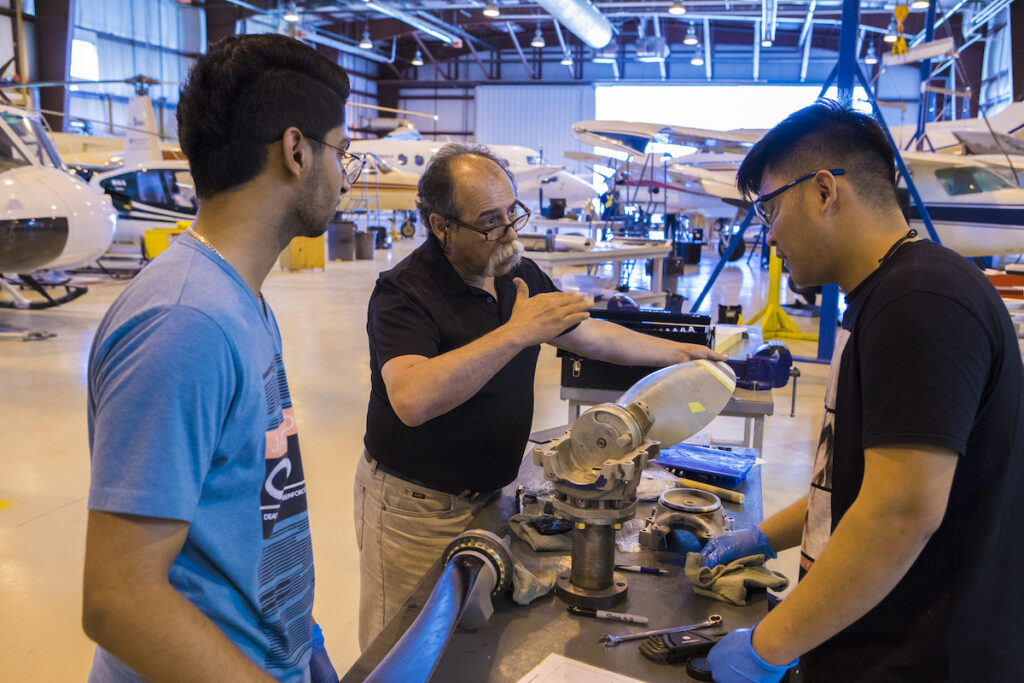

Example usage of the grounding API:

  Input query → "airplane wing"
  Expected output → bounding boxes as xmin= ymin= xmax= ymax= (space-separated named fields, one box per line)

xmin=953 ymin=131 xmax=1024 ymax=157
xmin=572 ymin=120 xmax=761 ymax=155
xmin=667 ymin=165 xmax=743 ymax=200
xmin=511 ymin=164 xmax=563 ymax=182
xmin=564 ymin=150 xmax=629 ymax=165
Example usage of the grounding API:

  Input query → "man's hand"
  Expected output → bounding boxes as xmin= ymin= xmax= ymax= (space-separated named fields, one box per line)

xmin=505 ymin=278 xmax=591 ymax=347
xmin=673 ymin=342 xmax=727 ymax=363
xmin=708 ymin=626 xmax=798 ymax=683
xmin=700 ymin=526 xmax=777 ymax=568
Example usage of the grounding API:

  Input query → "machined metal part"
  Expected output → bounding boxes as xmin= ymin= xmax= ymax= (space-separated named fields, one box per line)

xmin=599 ymin=614 xmax=723 ymax=647
xmin=639 ymin=488 xmax=728 ymax=550
xmin=554 ymin=522 xmax=628 ymax=608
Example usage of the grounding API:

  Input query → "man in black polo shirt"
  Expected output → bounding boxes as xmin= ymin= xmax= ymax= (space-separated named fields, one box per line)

xmin=355 ymin=143 xmax=725 ymax=648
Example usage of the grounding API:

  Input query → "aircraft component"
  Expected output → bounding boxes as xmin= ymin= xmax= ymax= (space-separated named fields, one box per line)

xmin=639 ymin=488 xmax=727 ymax=550
xmin=534 ymin=361 xmax=736 ymax=609
xmin=725 ymin=342 xmax=793 ymax=391
xmin=364 ymin=530 xmax=512 ymax=683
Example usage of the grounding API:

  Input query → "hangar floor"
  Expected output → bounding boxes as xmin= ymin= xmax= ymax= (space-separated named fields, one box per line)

xmin=0 ymin=237 xmax=828 ymax=680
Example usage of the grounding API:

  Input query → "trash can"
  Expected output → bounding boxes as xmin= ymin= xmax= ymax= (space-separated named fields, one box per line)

xmin=354 ymin=231 xmax=375 ymax=260
xmin=328 ymin=218 xmax=356 ymax=261
xmin=369 ymin=225 xmax=391 ymax=249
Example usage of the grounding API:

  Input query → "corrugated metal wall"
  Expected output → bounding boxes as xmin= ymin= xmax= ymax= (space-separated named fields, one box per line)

xmin=475 ymin=85 xmax=595 ymax=175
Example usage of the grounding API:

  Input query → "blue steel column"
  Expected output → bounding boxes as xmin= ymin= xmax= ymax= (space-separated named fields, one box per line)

xmin=817 ymin=0 xmax=861 ymax=360
xmin=914 ymin=0 xmax=939 ymax=141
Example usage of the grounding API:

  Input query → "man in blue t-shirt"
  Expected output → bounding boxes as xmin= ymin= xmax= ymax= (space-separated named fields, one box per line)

xmin=83 ymin=34 xmax=361 ymax=682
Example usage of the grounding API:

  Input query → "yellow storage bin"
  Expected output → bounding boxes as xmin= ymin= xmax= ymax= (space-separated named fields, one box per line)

xmin=143 ymin=224 xmax=189 ymax=259
xmin=279 ymin=235 xmax=325 ymax=271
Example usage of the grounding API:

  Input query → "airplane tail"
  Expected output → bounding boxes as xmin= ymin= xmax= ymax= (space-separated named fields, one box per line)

xmin=122 ymin=95 xmax=162 ymax=167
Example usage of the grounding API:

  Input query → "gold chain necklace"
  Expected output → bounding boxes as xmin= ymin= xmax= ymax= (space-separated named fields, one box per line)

xmin=186 ymin=227 xmax=265 ymax=307
xmin=187 ymin=227 xmax=226 ymax=260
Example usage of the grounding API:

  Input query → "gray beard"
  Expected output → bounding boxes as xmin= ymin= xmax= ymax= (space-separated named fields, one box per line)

xmin=484 ymin=239 xmax=524 ymax=277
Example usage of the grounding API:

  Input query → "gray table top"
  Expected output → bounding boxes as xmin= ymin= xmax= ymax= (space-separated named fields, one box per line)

xmin=344 ymin=455 xmax=766 ymax=682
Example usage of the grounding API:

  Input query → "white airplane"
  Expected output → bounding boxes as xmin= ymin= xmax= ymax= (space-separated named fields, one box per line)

xmin=571 ymin=118 xmax=1024 ymax=259
xmin=0 ymin=103 xmax=116 ymax=308
xmin=889 ymin=101 xmax=1024 ymax=153
xmin=348 ymin=128 xmax=598 ymax=213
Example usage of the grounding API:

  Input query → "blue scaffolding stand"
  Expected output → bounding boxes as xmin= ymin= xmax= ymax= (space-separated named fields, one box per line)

xmin=690 ymin=0 xmax=941 ymax=361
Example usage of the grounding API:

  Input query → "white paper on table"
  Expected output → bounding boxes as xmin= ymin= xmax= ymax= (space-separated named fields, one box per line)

xmin=516 ymin=653 xmax=648 ymax=683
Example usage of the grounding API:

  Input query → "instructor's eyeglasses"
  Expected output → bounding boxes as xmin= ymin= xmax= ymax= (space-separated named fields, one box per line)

xmin=754 ymin=168 xmax=846 ymax=226
xmin=445 ymin=200 xmax=531 ymax=241
xmin=305 ymin=134 xmax=365 ymax=184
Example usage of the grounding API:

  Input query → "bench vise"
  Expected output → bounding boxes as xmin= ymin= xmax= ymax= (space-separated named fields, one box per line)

xmin=725 ymin=341 xmax=792 ymax=390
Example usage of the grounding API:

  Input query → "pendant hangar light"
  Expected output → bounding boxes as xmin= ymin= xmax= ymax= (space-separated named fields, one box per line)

xmin=483 ymin=2 xmax=500 ymax=17
xmin=864 ymin=41 xmax=878 ymax=65
xmin=668 ymin=1 xmax=686 ymax=15
xmin=359 ymin=26 xmax=373 ymax=49
xmin=910 ymin=0 xmax=930 ymax=9
xmin=411 ymin=49 xmax=424 ymax=66
xmin=531 ymin=23 xmax=546 ymax=48
xmin=282 ymin=1 xmax=300 ymax=22
xmin=690 ymin=47 xmax=704 ymax=66
xmin=683 ymin=22 xmax=698 ymax=46
xmin=884 ymin=16 xmax=898 ymax=43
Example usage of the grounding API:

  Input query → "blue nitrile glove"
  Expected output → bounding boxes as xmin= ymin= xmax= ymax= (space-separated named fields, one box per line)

xmin=310 ymin=623 xmax=339 ymax=683
xmin=707 ymin=626 xmax=798 ymax=683
xmin=700 ymin=526 xmax=776 ymax=568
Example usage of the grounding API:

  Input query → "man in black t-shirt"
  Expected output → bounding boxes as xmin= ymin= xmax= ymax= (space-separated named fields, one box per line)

xmin=354 ymin=143 xmax=725 ymax=649
xmin=700 ymin=101 xmax=1024 ymax=683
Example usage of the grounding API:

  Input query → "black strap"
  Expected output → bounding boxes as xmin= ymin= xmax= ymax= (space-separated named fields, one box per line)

xmin=878 ymin=228 xmax=918 ymax=265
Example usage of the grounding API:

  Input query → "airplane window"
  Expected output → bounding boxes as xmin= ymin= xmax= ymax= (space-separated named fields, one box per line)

xmin=0 ymin=112 xmax=63 ymax=169
xmin=526 ymin=155 xmax=541 ymax=165
xmin=0 ymin=129 xmax=30 ymax=172
xmin=934 ymin=166 xmax=1015 ymax=196
xmin=397 ymin=154 xmax=407 ymax=165
xmin=170 ymin=171 xmax=199 ymax=213
xmin=136 ymin=170 xmax=170 ymax=206
xmin=415 ymin=155 xmax=424 ymax=166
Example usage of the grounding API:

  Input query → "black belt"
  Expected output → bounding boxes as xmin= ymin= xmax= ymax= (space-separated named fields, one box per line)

xmin=363 ymin=451 xmax=496 ymax=500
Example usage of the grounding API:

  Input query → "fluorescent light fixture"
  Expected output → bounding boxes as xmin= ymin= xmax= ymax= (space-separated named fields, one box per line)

xmin=531 ymin=26 xmax=546 ymax=48
xmin=910 ymin=0 xmax=930 ymax=8
xmin=411 ymin=49 xmax=424 ymax=66
xmin=636 ymin=36 xmax=669 ymax=63
xmin=593 ymin=42 xmax=617 ymax=63
xmin=864 ymin=42 xmax=878 ymax=65
xmin=359 ymin=27 xmax=373 ymax=49
xmin=483 ymin=3 xmax=500 ymax=17
xmin=363 ymin=1 xmax=458 ymax=44
xmin=683 ymin=22 xmax=698 ymax=46
xmin=668 ymin=1 xmax=686 ymax=15
xmin=283 ymin=1 xmax=300 ymax=22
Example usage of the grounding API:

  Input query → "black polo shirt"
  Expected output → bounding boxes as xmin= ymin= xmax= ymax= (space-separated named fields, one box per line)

xmin=363 ymin=236 xmax=564 ymax=493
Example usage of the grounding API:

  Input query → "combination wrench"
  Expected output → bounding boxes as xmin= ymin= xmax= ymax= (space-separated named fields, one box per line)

xmin=598 ymin=614 xmax=723 ymax=647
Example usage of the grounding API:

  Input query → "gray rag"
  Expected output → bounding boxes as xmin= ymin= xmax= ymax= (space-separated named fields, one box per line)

xmin=684 ymin=552 xmax=789 ymax=606
xmin=511 ymin=558 xmax=557 ymax=605
xmin=509 ymin=513 xmax=572 ymax=552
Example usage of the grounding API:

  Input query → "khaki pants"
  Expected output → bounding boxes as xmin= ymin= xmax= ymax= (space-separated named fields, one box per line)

xmin=353 ymin=453 xmax=492 ymax=650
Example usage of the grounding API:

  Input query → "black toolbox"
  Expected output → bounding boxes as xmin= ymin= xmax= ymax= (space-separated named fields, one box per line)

xmin=558 ymin=310 xmax=714 ymax=392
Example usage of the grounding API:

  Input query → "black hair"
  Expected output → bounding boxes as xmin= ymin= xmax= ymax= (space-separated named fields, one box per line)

xmin=177 ymin=33 xmax=350 ymax=199
xmin=416 ymin=143 xmax=517 ymax=234
xmin=736 ymin=99 xmax=899 ymax=208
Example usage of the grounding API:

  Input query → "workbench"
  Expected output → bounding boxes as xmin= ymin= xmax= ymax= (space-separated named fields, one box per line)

xmin=343 ymin=456 xmax=766 ymax=682
xmin=560 ymin=386 xmax=775 ymax=454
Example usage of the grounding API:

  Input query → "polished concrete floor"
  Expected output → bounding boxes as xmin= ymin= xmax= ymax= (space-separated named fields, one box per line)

xmin=0 ymin=237 xmax=829 ymax=680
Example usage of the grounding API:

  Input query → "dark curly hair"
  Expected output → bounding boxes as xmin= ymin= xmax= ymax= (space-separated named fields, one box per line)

xmin=736 ymin=99 xmax=899 ymax=208
xmin=177 ymin=34 xmax=350 ymax=199
xmin=416 ymin=143 xmax=517 ymax=232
